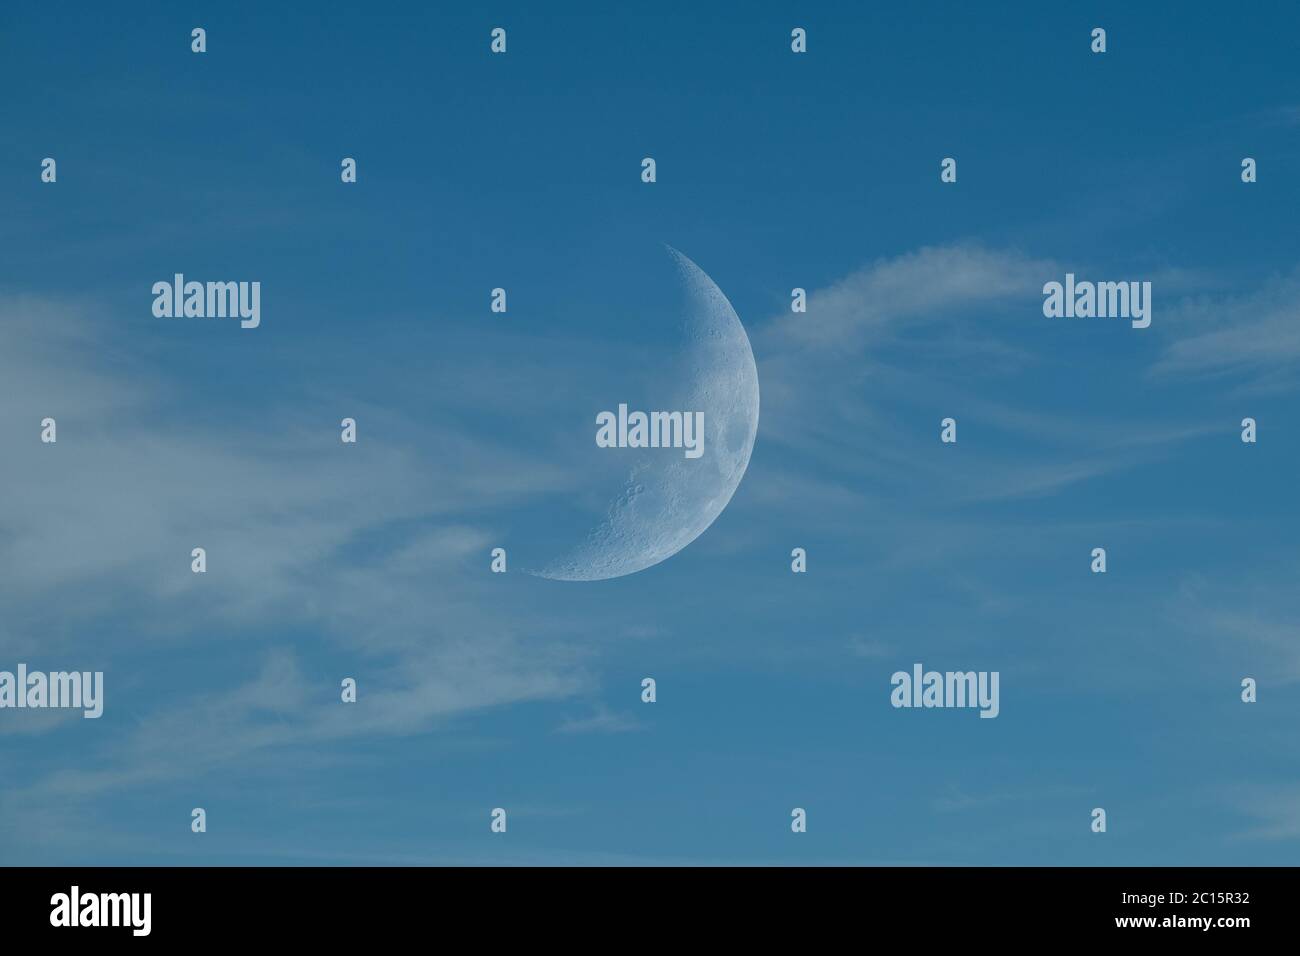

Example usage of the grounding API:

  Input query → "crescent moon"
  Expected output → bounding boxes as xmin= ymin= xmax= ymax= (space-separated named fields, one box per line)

xmin=533 ymin=247 xmax=760 ymax=581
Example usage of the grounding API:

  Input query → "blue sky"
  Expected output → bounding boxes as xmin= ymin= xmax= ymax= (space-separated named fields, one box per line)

xmin=1 ymin=0 xmax=1298 ymax=865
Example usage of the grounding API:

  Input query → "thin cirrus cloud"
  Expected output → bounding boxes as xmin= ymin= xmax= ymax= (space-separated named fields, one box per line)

xmin=555 ymin=703 xmax=644 ymax=735
xmin=0 ymin=294 xmax=599 ymax=812
xmin=748 ymin=243 xmax=1218 ymax=512
xmin=1148 ymin=267 xmax=1300 ymax=383
xmin=2 ymin=241 xmax=1294 ymax=860
xmin=760 ymin=242 xmax=1057 ymax=354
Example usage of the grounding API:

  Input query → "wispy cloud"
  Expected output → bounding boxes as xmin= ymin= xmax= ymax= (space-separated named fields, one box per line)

xmin=749 ymin=243 xmax=1212 ymax=513
xmin=761 ymin=242 xmax=1056 ymax=353
xmin=555 ymin=703 xmax=644 ymax=735
xmin=1149 ymin=268 xmax=1300 ymax=383
xmin=1225 ymin=783 xmax=1300 ymax=841
xmin=1169 ymin=566 xmax=1300 ymax=686
xmin=846 ymin=636 xmax=894 ymax=659
xmin=0 ymin=294 xmax=598 ymax=816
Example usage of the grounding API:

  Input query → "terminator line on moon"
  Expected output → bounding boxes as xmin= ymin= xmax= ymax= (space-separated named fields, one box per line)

xmin=532 ymin=247 xmax=761 ymax=582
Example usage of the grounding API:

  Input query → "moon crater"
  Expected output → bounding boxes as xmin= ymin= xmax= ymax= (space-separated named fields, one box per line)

xmin=533 ymin=247 xmax=760 ymax=582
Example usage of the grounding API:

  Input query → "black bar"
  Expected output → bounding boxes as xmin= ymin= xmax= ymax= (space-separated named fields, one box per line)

xmin=0 ymin=866 xmax=1283 ymax=941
